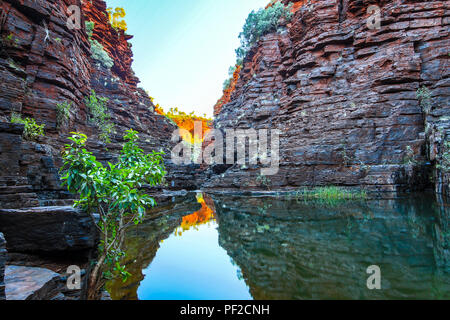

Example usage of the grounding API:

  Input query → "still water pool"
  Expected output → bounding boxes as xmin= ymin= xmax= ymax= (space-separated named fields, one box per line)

xmin=106 ymin=192 xmax=449 ymax=300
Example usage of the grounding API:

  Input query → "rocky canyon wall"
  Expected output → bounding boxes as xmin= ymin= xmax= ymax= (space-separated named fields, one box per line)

xmin=208 ymin=0 xmax=449 ymax=195
xmin=0 ymin=232 xmax=5 ymax=300
xmin=0 ymin=0 xmax=203 ymax=209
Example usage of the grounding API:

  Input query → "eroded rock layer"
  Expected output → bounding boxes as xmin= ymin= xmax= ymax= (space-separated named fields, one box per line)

xmin=208 ymin=0 xmax=449 ymax=195
xmin=0 ymin=0 xmax=202 ymax=211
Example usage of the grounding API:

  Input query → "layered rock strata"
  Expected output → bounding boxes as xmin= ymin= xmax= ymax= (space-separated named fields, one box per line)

xmin=208 ymin=0 xmax=449 ymax=195
xmin=0 ymin=0 xmax=203 ymax=211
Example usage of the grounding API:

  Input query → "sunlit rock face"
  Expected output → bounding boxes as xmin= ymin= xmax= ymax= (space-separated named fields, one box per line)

xmin=0 ymin=0 xmax=204 ymax=209
xmin=209 ymin=0 xmax=449 ymax=195
xmin=213 ymin=194 xmax=450 ymax=300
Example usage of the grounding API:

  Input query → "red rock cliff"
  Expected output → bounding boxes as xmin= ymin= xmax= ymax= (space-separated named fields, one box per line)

xmin=209 ymin=0 xmax=449 ymax=195
xmin=0 ymin=0 xmax=202 ymax=209
xmin=82 ymin=0 xmax=138 ymax=87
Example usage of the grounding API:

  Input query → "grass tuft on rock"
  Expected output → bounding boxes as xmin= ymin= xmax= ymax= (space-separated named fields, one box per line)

xmin=295 ymin=186 xmax=367 ymax=205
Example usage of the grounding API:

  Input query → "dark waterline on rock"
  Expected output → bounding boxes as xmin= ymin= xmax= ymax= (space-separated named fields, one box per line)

xmin=106 ymin=192 xmax=449 ymax=300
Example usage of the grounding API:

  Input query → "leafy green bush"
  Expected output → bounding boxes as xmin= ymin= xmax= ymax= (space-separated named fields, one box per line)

xmin=60 ymin=130 xmax=166 ymax=299
xmin=236 ymin=2 xmax=293 ymax=62
xmin=10 ymin=113 xmax=45 ymax=141
xmin=85 ymin=90 xmax=115 ymax=143
xmin=56 ymin=101 xmax=72 ymax=129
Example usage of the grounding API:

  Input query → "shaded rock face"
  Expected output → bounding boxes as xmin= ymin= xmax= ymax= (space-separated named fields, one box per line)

xmin=0 ymin=0 xmax=203 ymax=209
xmin=213 ymin=194 xmax=450 ymax=299
xmin=209 ymin=0 xmax=449 ymax=194
xmin=0 ymin=206 xmax=97 ymax=253
xmin=0 ymin=233 xmax=5 ymax=300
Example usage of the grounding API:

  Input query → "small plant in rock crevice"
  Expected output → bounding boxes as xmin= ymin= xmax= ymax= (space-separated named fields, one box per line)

xmin=256 ymin=174 xmax=272 ymax=190
xmin=85 ymin=21 xmax=95 ymax=38
xmin=417 ymin=86 xmax=433 ymax=115
xmin=437 ymin=140 xmax=450 ymax=173
xmin=56 ymin=101 xmax=72 ymax=129
xmin=10 ymin=112 xmax=45 ymax=141
xmin=85 ymin=90 xmax=115 ymax=143
xmin=89 ymin=39 xmax=114 ymax=69
xmin=85 ymin=20 xmax=114 ymax=69
xmin=403 ymin=145 xmax=418 ymax=165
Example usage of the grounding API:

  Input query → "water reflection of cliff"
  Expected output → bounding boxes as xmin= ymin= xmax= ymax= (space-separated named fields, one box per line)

xmin=174 ymin=194 xmax=216 ymax=236
xmin=107 ymin=192 xmax=449 ymax=300
xmin=106 ymin=193 xmax=216 ymax=300
xmin=213 ymin=194 xmax=450 ymax=300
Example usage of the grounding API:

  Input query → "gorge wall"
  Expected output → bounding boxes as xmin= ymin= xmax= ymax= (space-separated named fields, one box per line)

xmin=0 ymin=0 xmax=203 ymax=210
xmin=0 ymin=233 xmax=5 ymax=300
xmin=208 ymin=0 xmax=449 ymax=196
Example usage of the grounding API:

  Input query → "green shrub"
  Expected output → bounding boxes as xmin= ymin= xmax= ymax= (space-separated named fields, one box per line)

xmin=437 ymin=140 xmax=450 ymax=173
xmin=10 ymin=113 xmax=45 ymax=141
xmin=296 ymin=186 xmax=367 ymax=205
xmin=236 ymin=2 xmax=293 ymax=62
xmin=223 ymin=78 xmax=232 ymax=90
xmin=85 ymin=20 xmax=114 ymax=69
xmin=402 ymin=145 xmax=418 ymax=165
xmin=417 ymin=86 xmax=432 ymax=115
xmin=256 ymin=174 xmax=272 ymax=190
xmin=56 ymin=101 xmax=72 ymax=129
xmin=89 ymin=39 xmax=114 ymax=69
xmin=60 ymin=130 xmax=166 ymax=299
xmin=85 ymin=90 xmax=115 ymax=143
xmin=85 ymin=21 xmax=95 ymax=38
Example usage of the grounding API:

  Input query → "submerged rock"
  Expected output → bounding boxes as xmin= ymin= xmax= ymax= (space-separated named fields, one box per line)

xmin=0 ymin=206 xmax=97 ymax=253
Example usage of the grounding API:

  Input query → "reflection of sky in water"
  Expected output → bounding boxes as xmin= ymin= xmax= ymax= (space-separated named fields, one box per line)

xmin=107 ymin=193 xmax=449 ymax=300
xmin=137 ymin=220 xmax=252 ymax=300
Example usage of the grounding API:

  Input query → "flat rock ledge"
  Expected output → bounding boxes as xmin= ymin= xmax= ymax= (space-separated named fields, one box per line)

xmin=5 ymin=266 xmax=61 ymax=300
xmin=0 ymin=206 xmax=97 ymax=253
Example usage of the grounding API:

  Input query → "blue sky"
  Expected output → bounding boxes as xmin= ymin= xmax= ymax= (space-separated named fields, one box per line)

xmin=105 ymin=0 xmax=268 ymax=117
